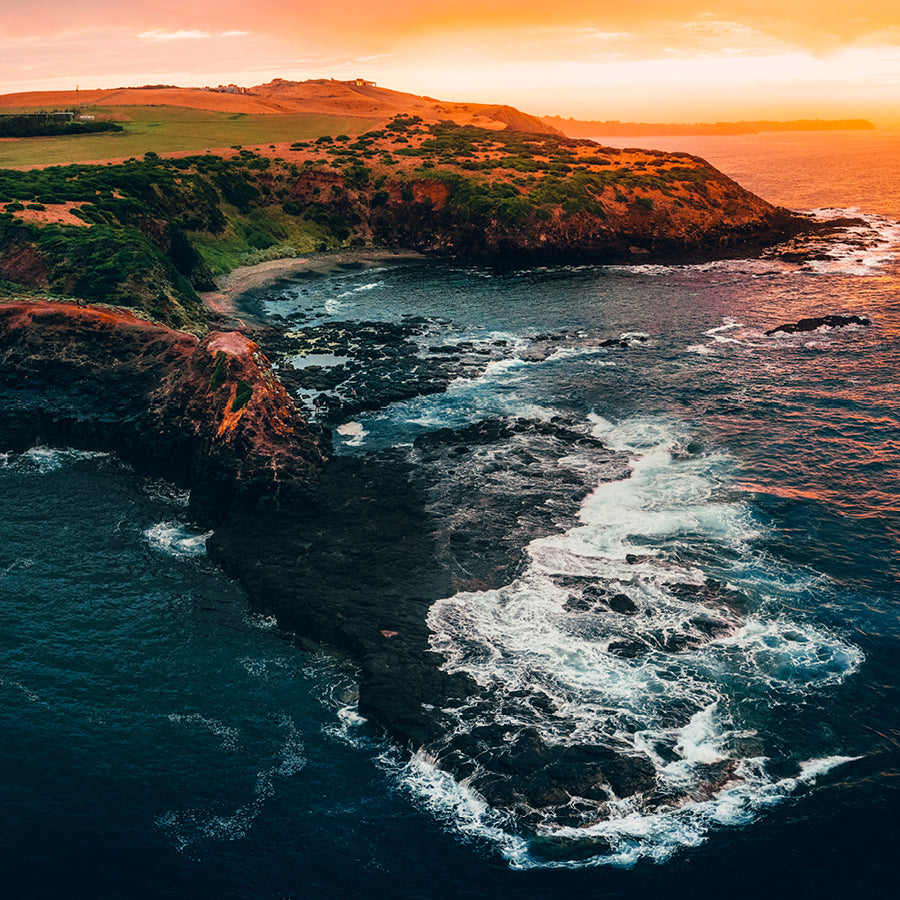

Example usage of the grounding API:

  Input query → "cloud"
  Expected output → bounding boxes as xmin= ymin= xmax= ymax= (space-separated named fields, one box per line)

xmin=138 ymin=30 xmax=213 ymax=41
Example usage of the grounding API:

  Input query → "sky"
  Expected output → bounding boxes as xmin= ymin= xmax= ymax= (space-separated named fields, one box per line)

xmin=2 ymin=2 xmax=899 ymax=124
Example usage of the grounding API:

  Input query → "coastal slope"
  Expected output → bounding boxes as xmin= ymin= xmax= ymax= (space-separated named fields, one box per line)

xmin=1 ymin=118 xmax=810 ymax=327
xmin=0 ymin=301 xmax=324 ymax=521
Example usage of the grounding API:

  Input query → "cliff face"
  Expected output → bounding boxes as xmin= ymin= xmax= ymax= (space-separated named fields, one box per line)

xmin=0 ymin=301 xmax=324 ymax=522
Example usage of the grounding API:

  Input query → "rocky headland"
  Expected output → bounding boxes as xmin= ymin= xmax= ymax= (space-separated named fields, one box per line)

xmin=0 ymin=295 xmax=680 ymax=829
xmin=0 ymin=115 xmax=823 ymax=330
xmin=0 ymin=102 xmax=857 ymax=833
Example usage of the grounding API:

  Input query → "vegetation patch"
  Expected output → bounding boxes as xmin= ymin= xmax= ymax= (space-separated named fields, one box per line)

xmin=231 ymin=379 xmax=254 ymax=411
xmin=209 ymin=350 xmax=228 ymax=390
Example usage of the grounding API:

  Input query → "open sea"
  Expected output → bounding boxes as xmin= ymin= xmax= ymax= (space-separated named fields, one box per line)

xmin=1 ymin=132 xmax=898 ymax=898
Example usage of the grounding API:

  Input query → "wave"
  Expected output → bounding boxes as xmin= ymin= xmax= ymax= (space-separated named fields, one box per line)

xmin=607 ymin=207 xmax=900 ymax=279
xmin=12 ymin=447 xmax=109 ymax=473
xmin=156 ymin=714 xmax=305 ymax=852
xmin=411 ymin=414 xmax=862 ymax=866
xmin=143 ymin=521 xmax=213 ymax=558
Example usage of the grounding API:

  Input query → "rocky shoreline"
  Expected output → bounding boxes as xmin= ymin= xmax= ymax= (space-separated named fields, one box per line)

xmin=2 ymin=202 xmax=881 ymax=831
xmin=1 ymin=184 xmax=886 ymax=832
xmin=0 ymin=292 xmax=672 ymax=826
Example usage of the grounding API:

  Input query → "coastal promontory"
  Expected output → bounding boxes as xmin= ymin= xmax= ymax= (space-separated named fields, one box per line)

xmin=0 ymin=107 xmax=813 ymax=328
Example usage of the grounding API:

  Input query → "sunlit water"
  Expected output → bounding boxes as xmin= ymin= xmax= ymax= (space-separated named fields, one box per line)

xmin=1 ymin=134 xmax=898 ymax=897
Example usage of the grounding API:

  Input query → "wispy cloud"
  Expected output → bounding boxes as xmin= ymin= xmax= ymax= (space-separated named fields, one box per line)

xmin=138 ymin=29 xmax=212 ymax=41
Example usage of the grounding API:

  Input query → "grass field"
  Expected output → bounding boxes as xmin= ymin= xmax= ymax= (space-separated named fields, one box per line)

xmin=0 ymin=106 xmax=378 ymax=168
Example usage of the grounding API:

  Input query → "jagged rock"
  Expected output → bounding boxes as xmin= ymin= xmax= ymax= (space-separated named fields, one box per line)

xmin=765 ymin=314 xmax=871 ymax=335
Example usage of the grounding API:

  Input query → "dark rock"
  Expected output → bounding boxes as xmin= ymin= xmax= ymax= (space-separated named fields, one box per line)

xmin=765 ymin=314 xmax=871 ymax=335
xmin=608 ymin=593 xmax=638 ymax=614
xmin=608 ymin=640 xmax=648 ymax=658
xmin=625 ymin=553 xmax=653 ymax=564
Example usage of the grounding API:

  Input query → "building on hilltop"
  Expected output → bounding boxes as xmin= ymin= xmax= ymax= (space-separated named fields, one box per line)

xmin=328 ymin=77 xmax=377 ymax=87
xmin=203 ymin=84 xmax=250 ymax=94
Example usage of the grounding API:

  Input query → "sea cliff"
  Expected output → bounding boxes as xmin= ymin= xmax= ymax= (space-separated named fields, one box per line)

xmin=0 ymin=301 xmax=324 ymax=522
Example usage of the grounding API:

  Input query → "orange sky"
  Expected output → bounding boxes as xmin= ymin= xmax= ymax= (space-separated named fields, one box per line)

xmin=2 ymin=2 xmax=899 ymax=124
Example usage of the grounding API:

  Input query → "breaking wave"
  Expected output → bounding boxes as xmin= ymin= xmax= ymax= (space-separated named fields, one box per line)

xmin=413 ymin=414 xmax=862 ymax=866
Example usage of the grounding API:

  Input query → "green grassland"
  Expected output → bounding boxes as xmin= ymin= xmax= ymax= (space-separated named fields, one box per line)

xmin=0 ymin=106 xmax=377 ymax=168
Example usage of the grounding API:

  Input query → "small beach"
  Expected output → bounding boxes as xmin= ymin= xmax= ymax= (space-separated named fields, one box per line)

xmin=200 ymin=248 xmax=425 ymax=326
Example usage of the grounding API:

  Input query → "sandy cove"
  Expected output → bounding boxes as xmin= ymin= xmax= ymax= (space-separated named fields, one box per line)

xmin=200 ymin=248 xmax=425 ymax=327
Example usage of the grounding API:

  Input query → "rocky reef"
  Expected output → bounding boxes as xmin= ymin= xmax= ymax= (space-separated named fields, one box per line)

xmin=765 ymin=314 xmax=871 ymax=335
xmin=0 ymin=297 xmax=669 ymax=828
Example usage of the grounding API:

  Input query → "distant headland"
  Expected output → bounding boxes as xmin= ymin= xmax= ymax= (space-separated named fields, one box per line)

xmin=541 ymin=116 xmax=878 ymax=138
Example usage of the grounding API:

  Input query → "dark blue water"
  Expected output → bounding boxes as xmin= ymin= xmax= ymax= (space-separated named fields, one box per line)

xmin=2 ymin=139 xmax=899 ymax=897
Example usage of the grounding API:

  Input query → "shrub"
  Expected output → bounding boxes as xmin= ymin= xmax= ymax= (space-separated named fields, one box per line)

xmin=209 ymin=351 xmax=228 ymax=389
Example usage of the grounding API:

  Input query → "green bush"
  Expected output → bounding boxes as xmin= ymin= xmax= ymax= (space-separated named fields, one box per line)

xmin=209 ymin=351 xmax=228 ymax=390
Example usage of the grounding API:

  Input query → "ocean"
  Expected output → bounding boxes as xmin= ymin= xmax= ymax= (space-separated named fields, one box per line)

xmin=1 ymin=132 xmax=898 ymax=898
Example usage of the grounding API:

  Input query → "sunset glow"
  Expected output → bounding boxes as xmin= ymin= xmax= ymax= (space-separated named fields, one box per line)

xmin=2 ymin=2 xmax=899 ymax=123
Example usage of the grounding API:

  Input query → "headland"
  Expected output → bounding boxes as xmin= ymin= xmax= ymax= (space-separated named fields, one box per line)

xmin=0 ymin=78 xmax=855 ymax=832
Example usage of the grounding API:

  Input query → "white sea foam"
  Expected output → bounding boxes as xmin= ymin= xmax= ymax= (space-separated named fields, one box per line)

xmin=156 ymin=714 xmax=305 ymax=851
xmin=245 ymin=612 xmax=280 ymax=631
xmin=168 ymin=712 xmax=241 ymax=752
xmin=514 ymin=754 xmax=860 ymax=869
xmin=381 ymin=749 xmax=528 ymax=860
xmin=325 ymin=702 xmax=374 ymax=749
xmin=19 ymin=447 xmax=108 ymax=473
xmin=0 ymin=676 xmax=48 ymax=707
xmin=345 ymin=356 xmax=564 ymax=448
xmin=337 ymin=280 xmax=384 ymax=298
xmin=804 ymin=208 xmax=900 ymax=274
xmin=239 ymin=656 xmax=292 ymax=679
xmin=143 ymin=522 xmax=212 ymax=557
xmin=413 ymin=413 xmax=863 ymax=866
xmin=336 ymin=421 xmax=368 ymax=447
